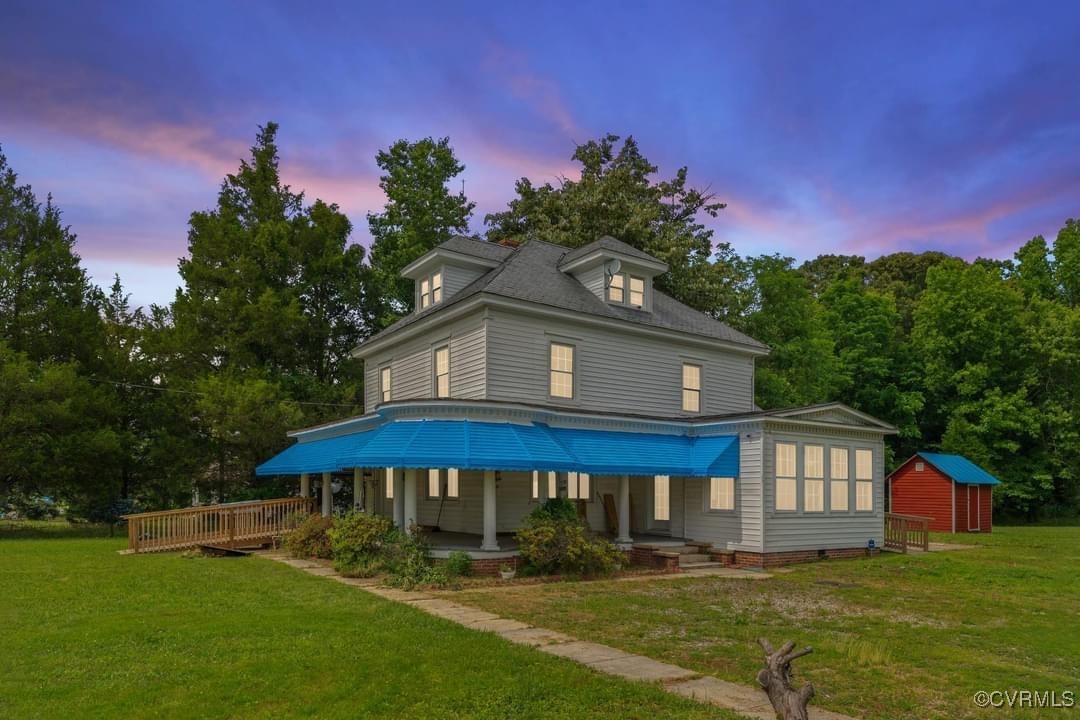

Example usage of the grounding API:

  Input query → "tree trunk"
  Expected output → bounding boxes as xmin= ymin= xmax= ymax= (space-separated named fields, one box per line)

xmin=755 ymin=638 xmax=815 ymax=720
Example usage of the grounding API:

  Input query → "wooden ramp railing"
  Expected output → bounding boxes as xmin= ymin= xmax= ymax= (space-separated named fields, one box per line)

xmin=883 ymin=512 xmax=930 ymax=553
xmin=121 ymin=497 xmax=314 ymax=554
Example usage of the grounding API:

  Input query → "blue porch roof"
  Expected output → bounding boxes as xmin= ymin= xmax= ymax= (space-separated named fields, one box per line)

xmin=255 ymin=419 xmax=739 ymax=478
xmin=917 ymin=452 xmax=1001 ymax=485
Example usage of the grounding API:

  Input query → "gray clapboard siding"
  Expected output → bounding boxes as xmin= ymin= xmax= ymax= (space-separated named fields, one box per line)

xmin=484 ymin=308 xmax=754 ymax=416
xmin=761 ymin=427 xmax=884 ymax=552
xmin=363 ymin=312 xmax=487 ymax=410
xmin=573 ymin=265 xmax=607 ymax=301
xmin=442 ymin=263 xmax=488 ymax=300
xmin=681 ymin=428 xmax=763 ymax=551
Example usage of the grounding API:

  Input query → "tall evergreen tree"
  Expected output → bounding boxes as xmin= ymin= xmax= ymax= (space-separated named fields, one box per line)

xmin=366 ymin=137 xmax=475 ymax=327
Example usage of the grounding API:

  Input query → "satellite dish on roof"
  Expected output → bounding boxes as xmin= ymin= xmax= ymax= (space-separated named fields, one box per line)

xmin=604 ymin=258 xmax=622 ymax=278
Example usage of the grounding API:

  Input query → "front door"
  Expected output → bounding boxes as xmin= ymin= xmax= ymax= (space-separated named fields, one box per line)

xmin=968 ymin=486 xmax=980 ymax=531
xmin=648 ymin=475 xmax=671 ymax=534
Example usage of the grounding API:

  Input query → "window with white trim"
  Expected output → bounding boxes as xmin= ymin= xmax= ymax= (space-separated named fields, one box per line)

xmin=804 ymin=445 xmax=824 ymax=512
xmin=434 ymin=345 xmax=450 ymax=398
xmin=607 ymin=272 xmax=624 ymax=303
xmin=549 ymin=342 xmax=575 ymax=398
xmin=385 ymin=467 xmax=394 ymax=499
xmin=708 ymin=476 xmax=735 ymax=511
xmin=682 ymin=363 xmax=701 ymax=413
xmin=654 ymin=475 xmax=670 ymax=520
xmin=567 ymin=472 xmax=590 ymax=501
xmin=531 ymin=471 xmax=558 ymax=500
xmin=420 ymin=278 xmax=430 ymax=309
xmin=775 ymin=442 xmax=797 ymax=511
xmin=447 ymin=468 xmax=459 ymax=498
xmin=427 ymin=468 xmax=441 ymax=498
xmin=380 ymin=366 xmax=392 ymax=404
xmin=855 ymin=449 xmax=873 ymax=511
xmin=418 ymin=271 xmax=443 ymax=310
xmin=830 ymin=447 xmax=849 ymax=511
xmin=629 ymin=276 xmax=645 ymax=308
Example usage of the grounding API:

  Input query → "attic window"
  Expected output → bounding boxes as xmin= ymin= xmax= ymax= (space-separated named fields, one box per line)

xmin=915 ymin=462 xmax=925 ymax=472
xmin=607 ymin=273 xmax=624 ymax=303
xmin=419 ymin=271 xmax=443 ymax=310
xmin=629 ymin=276 xmax=645 ymax=308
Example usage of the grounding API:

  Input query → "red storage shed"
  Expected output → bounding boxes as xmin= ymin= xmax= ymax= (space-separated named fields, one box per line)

xmin=887 ymin=452 xmax=1000 ymax=533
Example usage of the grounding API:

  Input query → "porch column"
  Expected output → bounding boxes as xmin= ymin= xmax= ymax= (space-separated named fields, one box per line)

xmin=393 ymin=469 xmax=405 ymax=528
xmin=299 ymin=473 xmax=310 ymax=498
xmin=321 ymin=472 xmax=332 ymax=517
xmin=353 ymin=468 xmax=362 ymax=512
xmin=616 ymin=473 xmax=633 ymax=544
xmin=403 ymin=469 xmax=418 ymax=529
xmin=481 ymin=469 xmax=499 ymax=551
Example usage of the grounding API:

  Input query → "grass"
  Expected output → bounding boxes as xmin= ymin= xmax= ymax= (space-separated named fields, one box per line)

xmin=449 ymin=527 xmax=1080 ymax=720
xmin=0 ymin=521 xmax=735 ymax=720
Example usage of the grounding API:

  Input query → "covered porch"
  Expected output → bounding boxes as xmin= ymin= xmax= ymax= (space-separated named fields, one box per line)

xmin=255 ymin=415 xmax=742 ymax=555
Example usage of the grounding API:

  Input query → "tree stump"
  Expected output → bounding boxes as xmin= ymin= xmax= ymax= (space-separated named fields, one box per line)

xmin=756 ymin=638 xmax=815 ymax=720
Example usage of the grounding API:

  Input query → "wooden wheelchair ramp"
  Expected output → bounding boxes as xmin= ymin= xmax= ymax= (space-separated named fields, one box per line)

xmin=121 ymin=497 xmax=314 ymax=553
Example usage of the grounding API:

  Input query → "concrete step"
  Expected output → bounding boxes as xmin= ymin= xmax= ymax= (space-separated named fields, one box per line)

xmin=680 ymin=561 xmax=726 ymax=570
xmin=678 ymin=553 xmax=712 ymax=565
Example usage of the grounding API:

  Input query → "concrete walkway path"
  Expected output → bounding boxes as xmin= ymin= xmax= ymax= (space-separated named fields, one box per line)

xmin=259 ymin=551 xmax=856 ymax=720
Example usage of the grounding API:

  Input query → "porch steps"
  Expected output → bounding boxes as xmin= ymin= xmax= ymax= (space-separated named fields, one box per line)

xmin=680 ymin=561 xmax=726 ymax=570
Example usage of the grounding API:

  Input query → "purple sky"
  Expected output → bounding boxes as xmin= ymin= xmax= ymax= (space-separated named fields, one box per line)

xmin=3 ymin=1 xmax=1079 ymax=308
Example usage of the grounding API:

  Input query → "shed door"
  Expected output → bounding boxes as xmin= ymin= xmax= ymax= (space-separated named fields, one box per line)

xmin=967 ymin=486 xmax=980 ymax=531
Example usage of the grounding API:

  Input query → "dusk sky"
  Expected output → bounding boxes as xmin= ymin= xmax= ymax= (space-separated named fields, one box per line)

xmin=3 ymin=1 xmax=1079 ymax=308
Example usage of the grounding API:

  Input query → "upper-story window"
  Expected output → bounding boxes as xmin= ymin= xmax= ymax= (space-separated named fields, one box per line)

xmin=607 ymin=273 xmax=624 ymax=303
xmin=380 ymin=366 xmax=392 ymax=403
xmin=629 ymin=276 xmax=645 ymax=308
xmin=682 ymin=363 xmax=701 ymax=412
xmin=550 ymin=342 xmax=575 ymax=398
xmin=433 ymin=345 xmax=450 ymax=398
xmin=419 ymin=271 xmax=443 ymax=310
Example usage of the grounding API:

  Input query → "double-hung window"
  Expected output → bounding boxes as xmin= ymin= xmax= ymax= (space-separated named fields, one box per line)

xmin=607 ymin=273 xmax=624 ymax=303
xmin=420 ymin=278 xmax=431 ymax=309
xmin=775 ymin=442 xmax=797 ymax=511
xmin=804 ymin=445 xmax=824 ymax=512
xmin=549 ymin=342 xmax=575 ymax=398
xmin=426 ymin=468 xmax=459 ymax=499
xmin=567 ymin=472 xmax=590 ymax=501
xmin=433 ymin=345 xmax=450 ymax=398
xmin=380 ymin=366 xmax=392 ymax=403
xmin=446 ymin=468 xmax=459 ymax=498
xmin=427 ymin=468 xmax=441 ymax=498
xmin=682 ymin=363 xmax=701 ymax=412
xmin=708 ymin=477 xmax=735 ymax=511
xmin=419 ymin=271 xmax=443 ymax=309
xmin=830 ymin=447 xmax=849 ymax=511
xmin=629 ymin=276 xmax=645 ymax=308
xmin=431 ymin=271 xmax=442 ymax=304
xmin=385 ymin=467 xmax=395 ymax=499
xmin=855 ymin=449 xmax=874 ymax=511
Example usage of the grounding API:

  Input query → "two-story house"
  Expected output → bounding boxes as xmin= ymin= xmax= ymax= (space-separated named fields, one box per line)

xmin=256 ymin=235 xmax=897 ymax=568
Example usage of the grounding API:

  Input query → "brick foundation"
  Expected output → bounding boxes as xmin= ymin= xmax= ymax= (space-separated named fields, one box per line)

xmin=733 ymin=547 xmax=878 ymax=568
xmin=433 ymin=555 xmax=521 ymax=577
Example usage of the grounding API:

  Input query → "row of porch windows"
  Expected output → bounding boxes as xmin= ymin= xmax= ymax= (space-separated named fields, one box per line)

xmin=774 ymin=443 xmax=874 ymax=513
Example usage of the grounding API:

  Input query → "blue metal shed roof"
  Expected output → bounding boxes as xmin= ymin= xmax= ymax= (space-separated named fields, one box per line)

xmin=254 ymin=432 xmax=368 ymax=476
xmin=917 ymin=452 xmax=1001 ymax=485
xmin=256 ymin=419 xmax=739 ymax=478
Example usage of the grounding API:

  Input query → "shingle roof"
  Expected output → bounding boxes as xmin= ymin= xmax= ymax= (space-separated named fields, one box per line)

xmin=916 ymin=452 xmax=1002 ymax=485
xmin=558 ymin=235 xmax=665 ymax=268
xmin=437 ymin=235 xmax=516 ymax=264
xmin=360 ymin=238 xmax=767 ymax=351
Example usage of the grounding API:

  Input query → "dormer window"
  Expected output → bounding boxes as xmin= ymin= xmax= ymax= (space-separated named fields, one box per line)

xmin=419 ymin=271 xmax=443 ymax=310
xmin=629 ymin=276 xmax=645 ymax=308
xmin=607 ymin=273 xmax=624 ymax=303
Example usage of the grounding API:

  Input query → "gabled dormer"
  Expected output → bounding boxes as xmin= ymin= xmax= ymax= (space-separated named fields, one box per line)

xmin=401 ymin=236 xmax=514 ymax=313
xmin=558 ymin=236 xmax=668 ymax=312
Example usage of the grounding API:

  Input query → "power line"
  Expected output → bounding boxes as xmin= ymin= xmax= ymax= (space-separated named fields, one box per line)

xmin=85 ymin=377 xmax=363 ymax=409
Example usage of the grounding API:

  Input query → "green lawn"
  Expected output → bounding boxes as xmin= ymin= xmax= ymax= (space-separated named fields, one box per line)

xmin=0 ymin=523 xmax=734 ymax=720
xmin=450 ymin=527 xmax=1079 ymax=720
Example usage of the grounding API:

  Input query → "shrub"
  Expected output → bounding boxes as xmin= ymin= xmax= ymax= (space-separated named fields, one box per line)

xmin=327 ymin=511 xmax=395 ymax=575
xmin=383 ymin=526 xmax=454 ymax=590
xmin=516 ymin=501 xmax=624 ymax=578
xmin=444 ymin=550 xmax=473 ymax=578
xmin=284 ymin=514 xmax=334 ymax=559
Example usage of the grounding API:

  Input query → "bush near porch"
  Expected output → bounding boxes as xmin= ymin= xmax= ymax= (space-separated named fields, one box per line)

xmin=516 ymin=498 xmax=625 ymax=578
